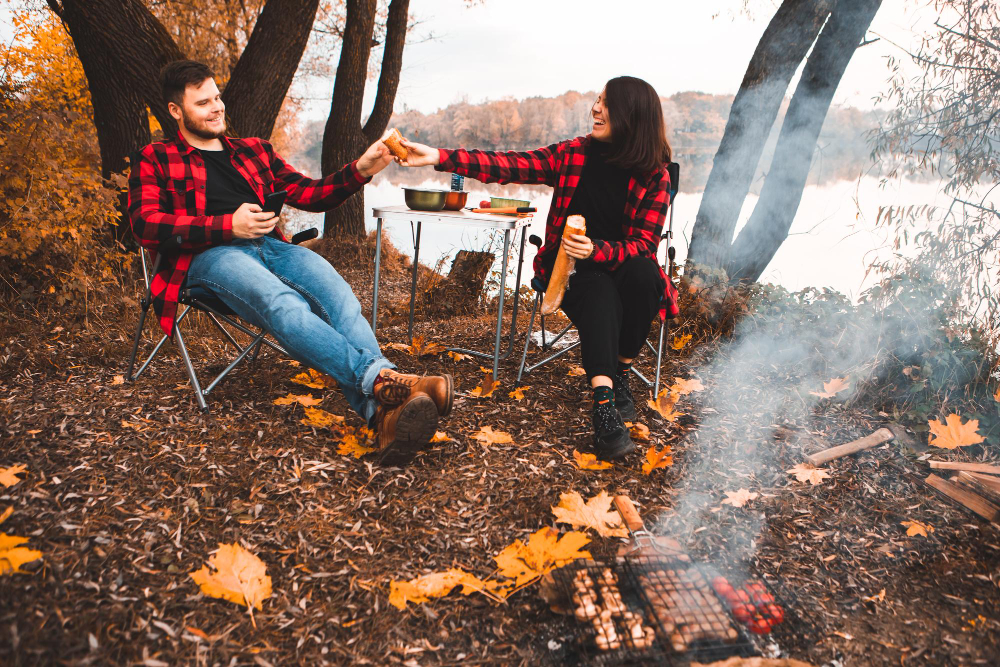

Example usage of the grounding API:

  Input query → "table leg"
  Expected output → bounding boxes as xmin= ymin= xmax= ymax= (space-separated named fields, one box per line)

xmin=505 ymin=228 xmax=527 ymax=354
xmin=371 ymin=217 xmax=383 ymax=332
xmin=408 ymin=220 xmax=422 ymax=344
xmin=492 ymin=229 xmax=511 ymax=379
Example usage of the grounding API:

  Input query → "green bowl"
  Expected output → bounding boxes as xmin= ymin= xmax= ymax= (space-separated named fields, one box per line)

xmin=490 ymin=196 xmax=530 ymax=210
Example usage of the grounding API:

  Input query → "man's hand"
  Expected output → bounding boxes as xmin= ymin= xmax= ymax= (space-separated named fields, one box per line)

xmin=357 ymin=138 xmax=395 ymax=178
xmin=397 ymin=138 xmax=440 ymax=167
xmin=232 ymin=202 xmax=278 ymax=239
xmin=562 ymin=233 xmax=594 ymax=260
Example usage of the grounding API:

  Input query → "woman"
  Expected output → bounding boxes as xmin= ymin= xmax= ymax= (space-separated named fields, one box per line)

xmin=401 ymin=76 xmax=678 ymax=460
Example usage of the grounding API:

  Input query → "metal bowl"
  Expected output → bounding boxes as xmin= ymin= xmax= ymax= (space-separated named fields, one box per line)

xmin=403 ymin=187 xmax=447 ymax=211
xmin=443 ymin=191 xmax=469 ymax=211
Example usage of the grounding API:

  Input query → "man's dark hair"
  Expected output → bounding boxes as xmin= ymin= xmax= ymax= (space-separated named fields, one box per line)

xmin=604 ymin=75 xmax=673 ymax=174
xmin=160 ymin=60 xmax=215 ymax=107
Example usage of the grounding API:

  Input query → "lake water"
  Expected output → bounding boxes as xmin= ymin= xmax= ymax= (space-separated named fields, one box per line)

xmin=288 ymin=172 xmax=947 ymax=302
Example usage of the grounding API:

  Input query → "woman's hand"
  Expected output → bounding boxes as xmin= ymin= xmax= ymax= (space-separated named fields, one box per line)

xmin=398 ymin=138 xmax=440 ymax=167
xmin=562 ymin=233 xmax=593 ymax=260
xmin=357 ymin=139 xmax=395 ymax=178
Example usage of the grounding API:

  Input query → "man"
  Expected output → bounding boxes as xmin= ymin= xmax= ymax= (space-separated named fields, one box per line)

xmin=128 ymin=60 xmax=453 ymax=466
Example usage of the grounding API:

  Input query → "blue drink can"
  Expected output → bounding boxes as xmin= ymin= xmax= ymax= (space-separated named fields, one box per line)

xmin=451 ymin=173 xmax=465 ymax=192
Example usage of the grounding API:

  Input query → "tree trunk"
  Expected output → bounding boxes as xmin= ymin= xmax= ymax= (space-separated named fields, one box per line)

xmin=322 ymin=0 xmax=409 ymax=239
xmin=686 ymin=0 xmax=833 ymax=271
xmin=726 ymin=0 xmax=882 ymax=283
xmin=222 ymin=0 xmax=321 ymax=139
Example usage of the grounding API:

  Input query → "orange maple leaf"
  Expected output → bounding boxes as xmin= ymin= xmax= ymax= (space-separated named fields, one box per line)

xmin=927 ymin=414 xmax=985 ymax=449
xmin=721 ymin=489 xmax=759 ymax=508
xmin=551 ymin=491 xmax=628 ymax=538
xmin=291 ymin=369 xmax=338 ymax=390
xmin=642 ymin=446 xmax=673 ymax=474
xmin=994 ymin=385 xmax=1000 ymax=402
xmin=0 ymin=533 xmax=42 ymax=574
xmin=508 ymin=386 xmax=529 ymax=400
xmin=567 ymin=365 xmax=587 ymax=377
xmin=469 ymin=367 xmax=500 ymax=398
xmin=0 ymin=465 xmax=27 ymax=489
xmin=337 ymin=433 xmax=375 ymax=459
xmin=430 ymin=431 xmax=452 ymax=443
xmin=300 ymin=407 xmax=345 ymax=430
xmin=111 ymin=374 xmax=125 ymax=385
xmin=473 ymin=425 xmax=513 ymax=446
xmin=189 ymin=543 xmax=272 ymax=624
xmin=626 ymin=422 xmax=650 ymax=441
xmin=809 ymin=377 xmax=850 ymax=399
xmin=901 ymin=520 xmax=934 ymax=537
xmin=447 ymin=351 xmax=471 ymax=362
xmin=273 ymin=393 xmax=322 ymax=407
xmin=670 ymin=377 xmax=704 ymax=395
xmin=493 ymin=527 xmax=591 ymax=588
xmin=0 ymin=506 xmax=12 ymax=526
xmin=786 ymin=463 xmax=831 ymax=485
xmin=389 ymin=568 xmax=499 ymax=610
xmin=572 ymin=449 xmax=613 ymax=470
xmin=670 ymin=334 xmax=692 ymax=350
xmin=647 ymin=389 xmax=683 ymax=422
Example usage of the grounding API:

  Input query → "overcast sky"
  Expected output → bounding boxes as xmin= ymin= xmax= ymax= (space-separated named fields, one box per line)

xmin=298 ymin=0 xmax=930 ymax=120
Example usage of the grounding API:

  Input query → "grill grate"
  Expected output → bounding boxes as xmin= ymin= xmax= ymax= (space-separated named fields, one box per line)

xmin=553 ymin=556 xmax=807 ymax=665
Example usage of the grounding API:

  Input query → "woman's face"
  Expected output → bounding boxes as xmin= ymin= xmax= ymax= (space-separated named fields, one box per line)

xmin=591 ymin=90 xmax=611 ymax=142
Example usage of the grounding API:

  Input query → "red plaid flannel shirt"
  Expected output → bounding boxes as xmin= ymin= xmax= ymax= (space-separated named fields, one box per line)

xmin=128 ymin=131 xmax=369 ymax=337
xmin=436 ymin=135 xmax=679 ymax=319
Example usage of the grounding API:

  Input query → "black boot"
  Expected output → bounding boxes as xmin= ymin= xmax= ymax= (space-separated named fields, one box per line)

xmin=592 ymin=387 xmax=635 ymax=460
xmin=613 ymin=369 xmax=637 ymax=422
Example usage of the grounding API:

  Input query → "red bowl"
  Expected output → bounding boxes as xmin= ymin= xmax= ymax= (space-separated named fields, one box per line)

xmin=443 ymin=191 xmax=468 ymax=210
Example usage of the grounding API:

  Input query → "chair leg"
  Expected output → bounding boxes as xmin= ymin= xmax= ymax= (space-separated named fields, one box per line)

xmin=654 ymin=319 xmax=668 ymax=397
xmin=517 ymin=294 xmax=541 ymax=383
xmin=173 ymin=325 xmax=209 ymax=412
xmin=126 ymin=302 xmax=150 ymax=381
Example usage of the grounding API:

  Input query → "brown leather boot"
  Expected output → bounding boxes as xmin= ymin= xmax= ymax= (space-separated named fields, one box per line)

xmin=374 ymin=369 xmax=454 ymax=416
xmin=373 ymin=391 xmax=439 ymax=467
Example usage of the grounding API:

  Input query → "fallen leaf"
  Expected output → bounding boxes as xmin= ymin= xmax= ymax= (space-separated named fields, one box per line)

xmin=469 ymin=367 xmax=500 ymax=398
xmin=508 ymin=386 xmax=529 ymax=401
xmin=273 ymin=393 xmax=322 ymax=407
xmin=901 ymin=520 xmax=934 ymax=537
xmin=721 ymin=488 xmax=759 ymax=508
xmin=0 ymin=506 xmax=12 ymax=526
xmin=670 ymin=334 xmax=692 ymax=350
xmin=787 ymin=463 xmax=831 ymax=485
xmin=447 ymin=351 xmax=471 ymax=362
xmin=626 ymin=422 xmax=650 ymax=442
xmin=430 ymin=431 xmax=451 ymax=443
xmin=670 ymin=377 xmax=704 ymax=394
xmin=567 ymin=365 xmax=586 ymax=377
xmin=386 ymin=342 xmax=412 ymax=352
xmin=647 ymin=389 xmax=683 ymax=422
xmin=300 ymin=407 xmax=345 ymax=430
xmin=0 ymin=533 xmax=42 ymax=574
xmin=642 ymin=446 xmax=673 ymax=474
xmin=863 ymin=588 xmax=886 ymax=603
xmin=389 ymin=335 xmax=447 ymax=357
xmin=994 ymin=385 xmax=1000 ymax=402
xmin=291 ymin=369 xmax=337 ymax=390
xmin=111 ymin=374 xmax=125 ymax=385
xmin=189 ymin=543 xmax=272 ymax=617
xmin=551 ymin=491 xmax=628 ymax=538
xmin=337 ymin=433 xmax=375 ymax=459
xmin=494 ymin=528 xmax=591 ymax=587
xmin=572 ymin=450 xmax=613 ymax=470
xmin=0 ymin=465 xmax=27 ymax=488
xmin=927 ymin=413 xmax=985 ymax=449
xmin=388 ymin=568 xmax=495 ymax=609
xmin=473 ymin=425 xmax=513 ymax=446
xmin=809 ymin=377 xmax=850 ymax=398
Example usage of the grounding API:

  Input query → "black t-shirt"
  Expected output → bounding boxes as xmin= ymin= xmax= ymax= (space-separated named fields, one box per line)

xmin=566 ymin=140 xmax=631 ymax=244
xmin=199 ymin=147 xmax=262 ymax=217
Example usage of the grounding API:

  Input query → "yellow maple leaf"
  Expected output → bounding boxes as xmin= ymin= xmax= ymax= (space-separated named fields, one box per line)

xmin=786 ymin=463 xmax=831 ymax=485
xmin=300 ymin=407 xmax=345 ymax=429
xmin=291 ymin=368 xmax=338 ymax=390
xmin=0 ymin=465 xmax=27 ymax=488
xmin=337 ymin=433 xmax=375 ymax=459
xmin=493 ymin=528 xmax=591 ymax=587
xmin=448 ymin=351 xmax=471 ymax=362
xmin=469 ymin=367 xmax=500 ymax=398
xmin=901 ymin=520 xmax=934 ymax=537
xmin=551 ymin=491 xmax=628 ymax=538
xmin=626 ymin=422 xmax=650 ymax=441
xmin=670 ymin=334 xmax=692 ymax=350
xmin=388 ymin=568 xmax=494 ymax=610
xmin=0 ymin=533 xmax=42 ymax=575
xmin=721 ymin=489 xmax=759 ymax=508
xmin=190 ymin=543 xmax=272 ymax=620
xmin=473 ymin=425 xmax=513 ymax=446
xmin=927 ymin=414 xmax=985 ymax=449
xmin=567 ymin=365 xmax=587 ymax=377
xmin=572 ymin=449 xmax=613 ymax=470
xmin=642 ymin=446 xmax=673 ymax=474
xmin=430 ymin=431 xmax=451 ymax=443
xmin=670 ymin=377 xmax=704 ymax=394
xmin=809 ymin=377 xmax=850 ymax=399
xmin=647 ymin=389 xmax=683 ymax=422
xmin=508 ymin=386 xmax=529 ymax=400
xmin=273 ymin=393 xmax=322 ymax=407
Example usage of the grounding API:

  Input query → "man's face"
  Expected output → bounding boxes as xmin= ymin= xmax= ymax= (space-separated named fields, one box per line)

xmin=169 ymin=77 xmax=226 ymax=140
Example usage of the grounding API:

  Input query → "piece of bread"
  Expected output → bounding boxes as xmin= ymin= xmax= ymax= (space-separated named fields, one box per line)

xmin=541 ymin=215 xmax=587 ymax=315
xmin=383 ymin=128 xmax=408 ymax=160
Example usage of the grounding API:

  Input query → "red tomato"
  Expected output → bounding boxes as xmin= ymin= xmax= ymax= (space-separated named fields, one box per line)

xmin=753 ymin=592 xmax=775 ymax=605
xmin=763 ymin=603 xmax=785 ymax=624
xmin=734 ymin=590 xmax=751 ymax=604
xmin=480 ymin=200 xmax=491 ymax=208
xmin=745 ymin=581 xmax=766 ymax=594
xmin=748 ymin=616 xmax=772 ymax=634
xmin=732 ymin=603 xmax=753 ymax=622
xmin=712 ymin=576 xmax=730 ymax=589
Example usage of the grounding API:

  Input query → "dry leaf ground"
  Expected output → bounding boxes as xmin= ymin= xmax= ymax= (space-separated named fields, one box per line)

xmin=1 ymin=238 xmax=999 ymax=664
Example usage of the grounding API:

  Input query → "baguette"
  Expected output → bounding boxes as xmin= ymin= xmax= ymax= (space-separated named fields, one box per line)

xmin=541 ymin=215 xmax=586 ymax=315
xmin=383 ymin=128 xmax=408 ymax=160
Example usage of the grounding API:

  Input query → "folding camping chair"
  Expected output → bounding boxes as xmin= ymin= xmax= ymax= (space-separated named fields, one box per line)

xmin=516 ymin=162 xmax=680 ymax=397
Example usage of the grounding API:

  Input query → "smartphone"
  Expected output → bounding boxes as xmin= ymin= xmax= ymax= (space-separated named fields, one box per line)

xmin=262 ymin=190 xmax=288 ymax=217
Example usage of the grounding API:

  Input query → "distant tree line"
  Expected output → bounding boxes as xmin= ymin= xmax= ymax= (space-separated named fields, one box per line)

xmin=298 ymin=90 xmax=880 ymax=193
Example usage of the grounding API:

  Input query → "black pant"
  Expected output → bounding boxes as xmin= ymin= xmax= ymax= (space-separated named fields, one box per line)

xmin=559 ymin=255 xmax=661 ymax=380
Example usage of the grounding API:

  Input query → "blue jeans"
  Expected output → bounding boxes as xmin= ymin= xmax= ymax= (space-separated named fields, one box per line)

xmin=187 ymin=236 xmax=393 ymax=423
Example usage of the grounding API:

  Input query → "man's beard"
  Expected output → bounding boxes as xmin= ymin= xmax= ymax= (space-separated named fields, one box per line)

xmin=182 ymin=112 xmax=226 ymax=140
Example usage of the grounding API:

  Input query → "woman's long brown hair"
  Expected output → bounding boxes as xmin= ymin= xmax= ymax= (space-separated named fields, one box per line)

xmin=603 ymin=76 xmax=672 ymax=174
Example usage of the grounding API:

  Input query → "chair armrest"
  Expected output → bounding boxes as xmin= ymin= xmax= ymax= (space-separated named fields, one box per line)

xmin=528 ymin=234 xmax=542 ymax=248
xmin=291 ymin=228 xmax=319 ymax=245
